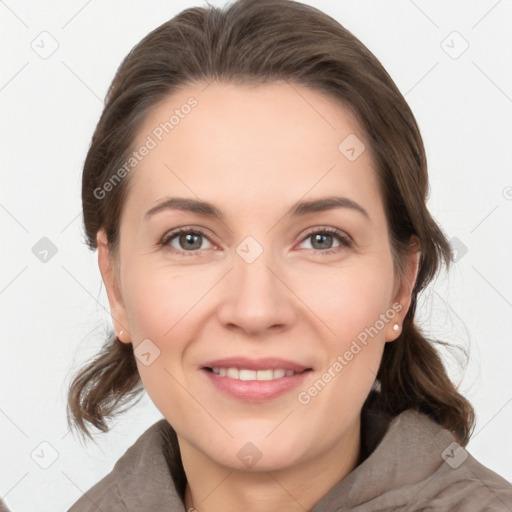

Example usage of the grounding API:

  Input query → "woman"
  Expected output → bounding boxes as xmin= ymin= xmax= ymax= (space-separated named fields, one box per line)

xmin=66 ymin=0 xmax=512 ymax=510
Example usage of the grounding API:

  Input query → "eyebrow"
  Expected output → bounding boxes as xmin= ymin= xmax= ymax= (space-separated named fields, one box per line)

xmin=145 ymin=196 xmax=370 ymax=221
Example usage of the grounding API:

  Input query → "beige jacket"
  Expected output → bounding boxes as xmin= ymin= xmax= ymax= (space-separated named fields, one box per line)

xmin=68 ymin=401 xmax=512 ymax=511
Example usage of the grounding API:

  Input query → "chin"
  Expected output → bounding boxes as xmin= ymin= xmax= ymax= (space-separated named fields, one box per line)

xmin=201 ymin=431 xmax=309 ymax=473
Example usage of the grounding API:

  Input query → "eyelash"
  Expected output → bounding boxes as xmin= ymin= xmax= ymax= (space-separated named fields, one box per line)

xmin=159 ymin=225 xmax=353 ymax=256
xmin=300 ymin=226 xmax=353 ymax=255
xmin=160 ymin=226 xmax=215 ymax=256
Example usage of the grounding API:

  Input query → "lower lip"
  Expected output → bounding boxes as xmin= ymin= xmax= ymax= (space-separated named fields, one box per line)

xmin=202 ymin=369 xmax=311 ymax=402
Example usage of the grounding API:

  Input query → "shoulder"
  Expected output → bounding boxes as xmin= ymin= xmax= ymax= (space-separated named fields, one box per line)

xmin=379 ymin=410 xmax=512 ymax=511
xmin=427 ymin=445 xmax=512 ymax=510
xmin=313 ymin=408 xmax=512 ymax=511
xmin=67 ymin=419 xmax=184 ymax=511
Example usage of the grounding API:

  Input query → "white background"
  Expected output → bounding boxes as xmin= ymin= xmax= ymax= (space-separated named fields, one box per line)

xmin=1 ymin=0 xmax=511 ymax=510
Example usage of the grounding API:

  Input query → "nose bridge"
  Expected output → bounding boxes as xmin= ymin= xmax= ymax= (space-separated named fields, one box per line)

xmin=216 ymin=238 xmax=295 ymax=334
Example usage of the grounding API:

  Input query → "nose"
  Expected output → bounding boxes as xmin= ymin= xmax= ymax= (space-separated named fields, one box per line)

xmin=216 ymin=249 xmax=297 ymax=337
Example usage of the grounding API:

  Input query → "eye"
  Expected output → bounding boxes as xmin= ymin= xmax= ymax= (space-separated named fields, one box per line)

xmin=297 ymin=227 xmax=352 ymax=254
xmin=160 ymin=227 xmax=215 ymax=254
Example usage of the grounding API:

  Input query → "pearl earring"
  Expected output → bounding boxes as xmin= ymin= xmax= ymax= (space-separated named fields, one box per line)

xmin=393 ymin=324 xmax=400 ymax=332
xmin=119 ymin=329 xmax=124 ymax=337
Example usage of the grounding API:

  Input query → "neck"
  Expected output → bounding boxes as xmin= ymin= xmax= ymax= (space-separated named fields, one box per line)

xmin=179 ymin=417 xmax=361 ymax=512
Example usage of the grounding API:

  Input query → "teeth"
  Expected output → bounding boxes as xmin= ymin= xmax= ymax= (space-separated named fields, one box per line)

xmin=227 ymin=368 xmax=239 ymax=379
xmin=239 ymin=369 xmax=257 ymax=381
xmin=210 ymin=367 xmax=297 ymax=381
xmin=273 ymin=369 xmax=286 ymax=379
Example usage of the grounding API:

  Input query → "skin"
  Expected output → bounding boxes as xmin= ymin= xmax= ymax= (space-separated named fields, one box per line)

xmin=97 ymin=81 xmax=420 ymax=511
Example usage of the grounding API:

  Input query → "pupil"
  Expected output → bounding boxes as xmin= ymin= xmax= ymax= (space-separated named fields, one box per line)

xmin=312 ymin=233 xmax=332 ymax=250
xmin=181 ymin=233 xmax=201 ymax=250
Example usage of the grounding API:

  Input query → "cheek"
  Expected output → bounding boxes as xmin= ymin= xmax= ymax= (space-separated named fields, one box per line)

xmin=294 ymin=269 xmax=393 ymax=425
xmin=120 ymin=267 xmax=197 ymax=418
xmin=291 ymin=258 xmax=394 ymax=401
xmin=291 ymin=257 xmax=395 ymax=340
xmin=122 ymin=262 xmax=215 ymax=341
xmin=120 ymin=263 xmax=218 ymax=406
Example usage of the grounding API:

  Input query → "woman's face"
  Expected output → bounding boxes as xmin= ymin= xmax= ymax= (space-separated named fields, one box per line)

xmin=99 ymin=81 xmax=418 ymax=472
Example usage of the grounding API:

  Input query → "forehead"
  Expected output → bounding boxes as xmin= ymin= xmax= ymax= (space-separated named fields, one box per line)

xmin=125 ymin=80 xmax=383 ymax=220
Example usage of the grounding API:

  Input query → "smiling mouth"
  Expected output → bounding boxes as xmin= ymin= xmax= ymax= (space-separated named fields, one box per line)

xmin=200 ymin=358 xmax=313 ymax=401
xmin=204 ymin=367 xmax=308 ymax=381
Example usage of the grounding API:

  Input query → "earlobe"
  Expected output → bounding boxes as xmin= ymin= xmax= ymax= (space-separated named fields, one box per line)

xmin=96 ymin=230 xmax=131 ymax=344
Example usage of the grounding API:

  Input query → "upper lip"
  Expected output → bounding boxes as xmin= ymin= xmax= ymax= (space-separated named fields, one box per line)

xmin=201 ymin=357 xmax=311 ymax=372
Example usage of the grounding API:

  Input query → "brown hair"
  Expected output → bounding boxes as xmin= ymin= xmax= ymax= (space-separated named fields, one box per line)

xmin=68 ymin=0 xmax=475 ymax=444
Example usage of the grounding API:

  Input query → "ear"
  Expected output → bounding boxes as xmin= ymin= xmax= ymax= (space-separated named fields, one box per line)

xmin=385 ymin=235 xmax=421 ymax=342
xmin=97 ymin=229 xmax=131 ymax=344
